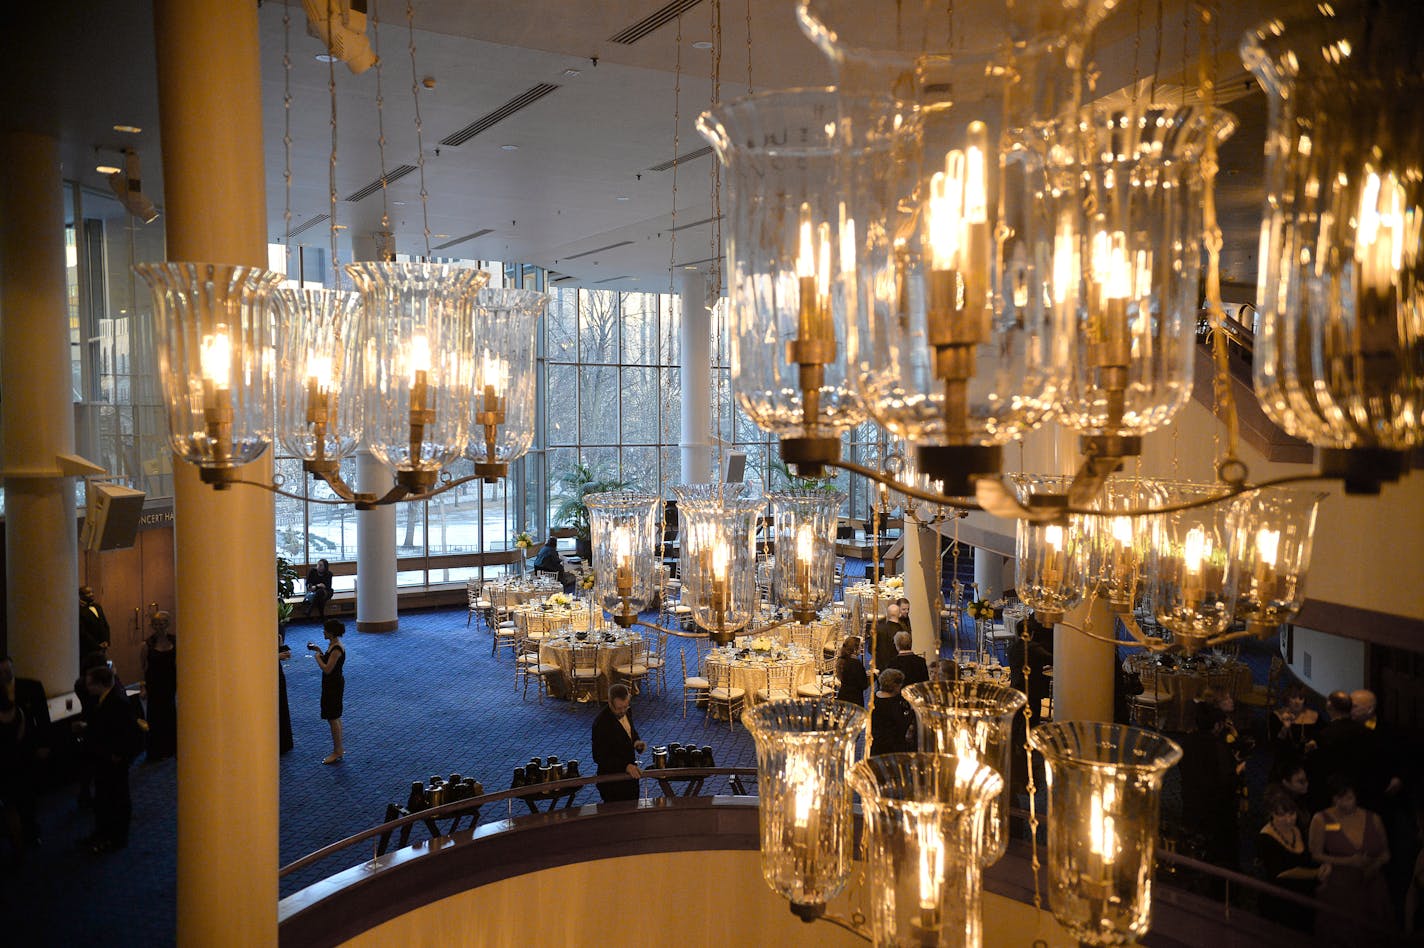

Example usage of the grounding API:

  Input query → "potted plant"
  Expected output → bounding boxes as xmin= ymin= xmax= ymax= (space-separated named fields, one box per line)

xmin=552 ymin=461 xmax=629 ymax=561
xmin=276 ymin=555 xmax=300 ymax=640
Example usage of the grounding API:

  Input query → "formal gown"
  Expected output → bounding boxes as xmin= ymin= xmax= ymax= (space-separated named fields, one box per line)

xmin=1257 ymin=824 xmax=1315 ymax=930
xmin=319 ymin=644 xmax=345 ymax=720
xmin=835 ymin=657 xmax=869 ymax=707
xmin=1313 ymin=808 xmax=1392 ymax=946
xmin=144 ymin=635 xmax=177 ymax=760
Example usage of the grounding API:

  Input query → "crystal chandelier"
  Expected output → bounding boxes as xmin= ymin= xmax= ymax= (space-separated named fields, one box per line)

xmin=585 ymin=491 xmax=662 ymax=628
xmin=673 ymin=485 xmax=762 ymax=644
xmin=769 ymin=487 xmax=842 ymax=623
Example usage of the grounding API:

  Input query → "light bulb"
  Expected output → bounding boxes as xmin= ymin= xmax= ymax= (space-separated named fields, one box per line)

xmin=1183 ymin=526 xmax=1207 ymax=575
xmin=712 ymin=538 xmax=730 ymax=583
xmin=1044 ymin=524 xmax=1064 ymax=552
xmin=796 ymin=202 xmax=817 ymax=279
xmin=479 ymin=351 xmax=508 ymax=392
xmin=796 ymin=523 xmax=814 ymax=564
xmin=613 ymin=524 xmax=631 ymax=567
xmin=1111 ymin=516 xmax=1133 ymax=547
xmin=916 ymin=817 xmax=947 ymax=912
xmin=815 ymin=221 xmax=832 ymax=301
xmin=927 ymin=150 xmax=966 ymax=271
xmin=963 ymin=124 xmax=988 ymax=224
xmin=1255 ymin=527 xmax=1280 ymax=567
xmin=308 ymin=352 xmax=333 ymax=392
xmin=408 ymin=333 xmax=431 ymax=384
xmin=200 ymin=326 xmax=232 ymax=388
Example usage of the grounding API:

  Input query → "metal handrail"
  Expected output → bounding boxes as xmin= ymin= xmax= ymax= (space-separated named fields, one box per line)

xmin=279 ymin=766 xmax=757 ymax=879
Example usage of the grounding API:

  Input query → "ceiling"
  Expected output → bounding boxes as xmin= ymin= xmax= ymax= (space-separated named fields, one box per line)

xmin=3 ymin=0 xmax=1288 ymax=294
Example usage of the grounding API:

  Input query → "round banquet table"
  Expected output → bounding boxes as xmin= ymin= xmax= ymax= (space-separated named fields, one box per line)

xmin=512 ymin=602 xmax=603 ymax=638
xmin=1127 ymin=656 xmax=1253 ymax=731
xmin=538 ymin=628 xmax=641 ymax=700
xmin=484 ymin=578 xmax=562 ymax=610
xmin=704 ymin=640 xmax=816 ymax=706
xmin=843 ymin=581 xmax=904 ymax=630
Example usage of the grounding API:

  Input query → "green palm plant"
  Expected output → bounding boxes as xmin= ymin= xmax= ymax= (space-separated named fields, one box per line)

xmin=551 ymin=461 xmax=631 ymax=550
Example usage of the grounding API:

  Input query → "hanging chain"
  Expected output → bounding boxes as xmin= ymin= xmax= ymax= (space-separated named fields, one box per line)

xmin=710 ymin=0 xmax=725 ymax=478
xmin=406 ymin=0 xmax=432 ymax=259
xmin=325 ymin=0 xmax=341 ymax=287
xmin=1181 ymin=0 xmax=1190 ymax=107
xmin=372 ymin=0 xmax=393 ymax=236
xmin=1150 ymin=0 xmax=1163 ymax=104
xmin=946 ymin=0 xmax=954 ymax=49
xmin=1021 ymin=618 xmax=1041 ymax=911
xmin=282 ymin=4 xmax=294 ymax=272
xmin=667 ymin=15 xmax=682 ymax=298
xmin=1131 ymin=0 xmax=1143 ymax=105
xmin=744 ymin=0 xmax=753 ymax=93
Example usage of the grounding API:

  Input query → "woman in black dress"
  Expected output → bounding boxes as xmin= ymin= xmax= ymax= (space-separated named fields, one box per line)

xmin=141 ymin=611 xmax=177 ymax=760
xmin=1257 ymin=786 xmax=1323 ymax=930
xmin=834 ymin=636 xmax=869 ymax=707
xmin=308 ymin=619 xmax=345 ymax=764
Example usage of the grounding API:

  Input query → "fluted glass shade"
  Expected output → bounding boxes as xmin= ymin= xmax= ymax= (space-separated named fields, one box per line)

xmin=585 ymin=491 xmax=661 ymax=626
xmin=1147 ymin=483 xmax=1234 ymax=653
xmin=1051 ymin=106 xmax=1236 ymax=439
xmin=902 ymin=681 xmax=1026 ymax=866
xmin=274 ymin=288 xmax=363 ymax=465
xmin=847 ymin=752 xmax=1004 ymax=948
xmin=674 ymin=486 xmax=761 ymax=642
xmin=1030 ymin=722 xmax=1182 ymax=946
xmin=770 ymin=487 xmax=842 ymax=621
xmin=1224 ymin=488 xmax=1324 ymax=638
xmin=1080 ymin=478 xmax=1167 ymax=614
xmin=1244 ymin=0 xmax=1424 ymax=456
xmin=1013 ymin=475 xmax=1083 ymax=626
xmin=345 ymin=262 xmax=489 ymax=488
xmin=465 ymin=287 xmax=546 ymax=478
xmin=135 ymin=262 xmax=283 ymax=473
xmin=743 ymin=698 xmax=866 ymax=913
xmin=697 ymin=88 xmax=865 ymax=443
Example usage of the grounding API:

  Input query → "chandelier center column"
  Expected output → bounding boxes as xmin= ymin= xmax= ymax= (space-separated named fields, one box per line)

xmin=350 ymin=229 xmax=398 ymax=634
xmin=0 ymin=131 xmax=78 ymax=696
xmin=678 ymin=267 xmax=713 ymax=485
xmin=152 ymin=1 xmax=277 ymax=944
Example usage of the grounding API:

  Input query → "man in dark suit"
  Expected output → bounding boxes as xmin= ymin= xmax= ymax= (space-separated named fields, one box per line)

xmin=1 ymin=656 xmax=49 ymax=845
xmin=870 ymin=669 xmax=917 ymax=756
xmin=78 ymin=586 xmax=110 ymax=673
xmin=591 ymin=683 xmax=644 ymax=803
xmin=886 ymin=631 xmax=929 ymax=686
xmin=1307 ymin=690 xmax=1370 ymax=812
xmin=83 ymin=666 xmax=139 ymax=852
xmin=872 ymin=602 xmax=908 ymax=673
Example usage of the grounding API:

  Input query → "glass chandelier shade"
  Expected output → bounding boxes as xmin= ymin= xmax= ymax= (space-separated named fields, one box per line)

xmin=585 ymin=491 xmax=662 ymax=627
xmin=796 ymin=0 xmax=1116 ymax=493
xmin=1244 ymin=0 xmax=1424 ymax=460
xmin=673 ymin=486 xmax=761 ymax=642
xmin=344 ymin=262 xmax=489 ymax=491
xmin=1013 ymin=476 xmax=1084 ymax=625
xmin=464 ymin=287 xmax=547 ymax=480
xmin=273 ymin=288 xmax=364 ymax=468
xmin=1147 ymin=483 xmax=1234 ymax=654
xmin=769 ymin=487 xmax=843 ymax=622
xmin=696 ymin=88 xmax=866 ymax=447
xmin=1029 ymin=722 xmax=1182 ymax=946
xmin=1049 ymin=106 xmax=1237 ymax=441
xmin=1080 ymin=477 xmax=1167 ymax=614
xmin=135 ymin=262 xmax=284 ymax=475
xmin=743 ymin=698 xmax=867 ymax=916
xmin=902 ymin=681 xmax=1027 ymax=866
xmin=1224 ymin=488 xmax=1324 ymax=638
xmin=846 ymin=752 xmax=1004 ymax=948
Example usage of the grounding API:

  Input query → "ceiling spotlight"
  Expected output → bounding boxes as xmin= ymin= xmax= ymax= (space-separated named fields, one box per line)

xmin=692 ymin=40 xmax=714 ymax=49
xmin=112 ymin=124 xmax=142 ymax=134
xmin=616 ymin=195 xmax=630 ymax=202
xmin=562 ymin=68 xmax=581 ymax=79
xmin=315 ymin=53 xmax=339 ymax=63
xmin=501 ymin=144 xmax=519 ymax=151
xmin=96 ymin=164 xmax=121 ymax=175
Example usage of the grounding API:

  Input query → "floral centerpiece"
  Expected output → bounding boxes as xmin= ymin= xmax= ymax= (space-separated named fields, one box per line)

xmin=751 ymin=637 xmax=773 ymax=653
xmin=967 ymin=598 xmax=995 ymax=621
xmin=513 ymin=531 xmax=534 ymax=551
xmin=546 ymin=592 xmax=573 ymax=609
xmin=884 ymin=576 xmax=904 ymax=590
xmin=578 ymin=572 xmax=596 ymax=591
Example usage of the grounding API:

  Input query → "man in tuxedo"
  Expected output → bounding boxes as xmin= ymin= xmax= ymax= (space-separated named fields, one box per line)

xmin=872 ymin=602 xmax=909 ymax=673
xmin=83 ymin=666 xmax=139 ymax=853
xmin=1307 ymin=690 xmax=1370 ymax=811
xmin=78 ymin=586 xmax=110 ymax=673
xmin=887 ymin=631 xmax=929 ymax=686
xmin=591 ymin=683 xmax=645 ymax=803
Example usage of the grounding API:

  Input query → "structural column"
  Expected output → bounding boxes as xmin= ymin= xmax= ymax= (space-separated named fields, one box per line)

xmin=902 ymin=518 xmax=940 ymax=658
xmin=350 ymin=230 xmax=398 ymax=633
xmin=152 ymin=2 xmax=277 ymax=944
xmin=678 ymin=268 xmax=712 ymax=485
xmin=973 ymin=547 xmax=1003 ymax=600
xmin=1052 ymin=595 xmax=1116 ymax=723
xmin=0 ymin=132 xmax=78 ymax=695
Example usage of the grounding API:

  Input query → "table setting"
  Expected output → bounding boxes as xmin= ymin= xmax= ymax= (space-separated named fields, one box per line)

xmin=704 ymin=636 xmax=817 ymax=704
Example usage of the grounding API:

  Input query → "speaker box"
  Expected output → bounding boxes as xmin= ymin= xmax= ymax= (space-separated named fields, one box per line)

xmin=83 ymin=482 xmax=147 ymax=552
xmin=723 ymin=451 xmax=746 ymax=484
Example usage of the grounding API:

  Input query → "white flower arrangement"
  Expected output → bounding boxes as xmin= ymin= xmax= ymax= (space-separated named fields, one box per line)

xmin=514 ymin=531 xmax=534 ymax=550
xmin=885 ymin=576 xmax=904 ymax=590
xmin=546 ymin=592 xmax=573 ymax=608
xmin=751 ymin=637 xmax=773 ymax=652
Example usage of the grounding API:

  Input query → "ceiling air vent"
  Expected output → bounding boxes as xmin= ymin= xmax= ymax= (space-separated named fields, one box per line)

xmin=434 ymin=229 xmax=494 ymax=251
xmin=286 ymin=213 xmax=330 ymax=238
xmin=440 ymin=84 xmax=560 ymax=147
xmin=344 ymin=164 xmax=416 ymax=203
xmin=608 ymin=0 xmax=705 ymax=44
xmin=550 ymin=274 xmax=576 ymax=283
xmin=564 ymin=240 xmax=634 ymax=261
xmin=595 ymin=275 xmax=634 ymax=284
xmin=648 ymin=145 xmax=712 ymax=173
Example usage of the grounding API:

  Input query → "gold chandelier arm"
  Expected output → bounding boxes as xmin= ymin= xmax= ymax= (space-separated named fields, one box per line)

xmin=219 ymin=477 xmax=350 ymax=505
xmin=827 ymin=457 xmax=984 ymax=512
xmin=811 ymin=912 xmax=871 ymax=942
xmin=633 ymin=620 xmax=709 ymax=640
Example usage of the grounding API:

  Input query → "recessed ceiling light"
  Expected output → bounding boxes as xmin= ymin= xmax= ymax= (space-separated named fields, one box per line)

xmin=112 ymin=124 xmax=142 ymax=134
xmin=392 ymin=200 xmax=407 ymax=206
xmin=501 ymin=144 xmax=519 ymax=151
xmin=692 ymin=41 xmax=714 ymax=50
xmin=562 ymin=68 xmax=581 ymax=79
xmin=96 ymin=164 xmax=121 ymax=175
xmin=315 ymin=53 xmax=339 ymax=63
xmin=616 ymin=195 xmax=630 ymax=201
xmin=434 ymin=234 xmax=449 ymax=239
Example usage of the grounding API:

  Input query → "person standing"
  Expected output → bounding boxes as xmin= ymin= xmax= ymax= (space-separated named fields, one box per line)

xmin=309 ymin=619 xmax=345 ymax=765
xmin=870 ymin=669 xmax=917 ymax=756
xmin=872 ymin=602 xmax=908 ymax=674
xmin=140 ymin=611 xmax=177 ymax=760
xmin=83 ymin=666 xmax=139 ymax=853
xmin=1310 ymin=776 xmax=1392 ymax=946
xmin=834 ymin=636 xmax=869 ymax=707
xmin=304 ymin=559 xmax=334 ymax=620
xmin=78 ymin=586 xmax=109 ymax=673
xmin=887 ymin=631 xmax=929 ymax=686
xmin=591 ymin=683 xmax=644 ymax=803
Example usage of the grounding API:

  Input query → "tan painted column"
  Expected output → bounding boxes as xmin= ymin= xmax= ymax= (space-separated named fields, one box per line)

xmin=151 ymin=2 xmax=277 ymax=945
xmin=1053 ymin=595 xmax=1116 ymax=723
xmin=0 ymin=132 xmax=79 ymax=695
xmin=903 ymin=518 xmax=940 ymax=658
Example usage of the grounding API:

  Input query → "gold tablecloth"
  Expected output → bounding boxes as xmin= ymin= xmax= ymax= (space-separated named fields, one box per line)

xmin=538 ymin=629 xmax=642 ymax=699
xmin=705 ymin=642 xmax=816 ymax=704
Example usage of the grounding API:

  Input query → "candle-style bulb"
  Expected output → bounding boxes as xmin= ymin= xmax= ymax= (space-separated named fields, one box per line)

xmin=408 ymin=333 xmax=431 ymax=384
xmin=796 ymin=202 xmax=816 ymax=279
xmin=1183 ymin=526 xmax=1207 ymax=575
xmin=1111 ymin=516 xmax=1133 ymax=547
xmin=796 ymin=523 xmax=814 ymax=564
xmin=1255 ymin=527 xmax=1280 ymax=567
xmin=201 ymin=326 xmax=232 ymax=388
